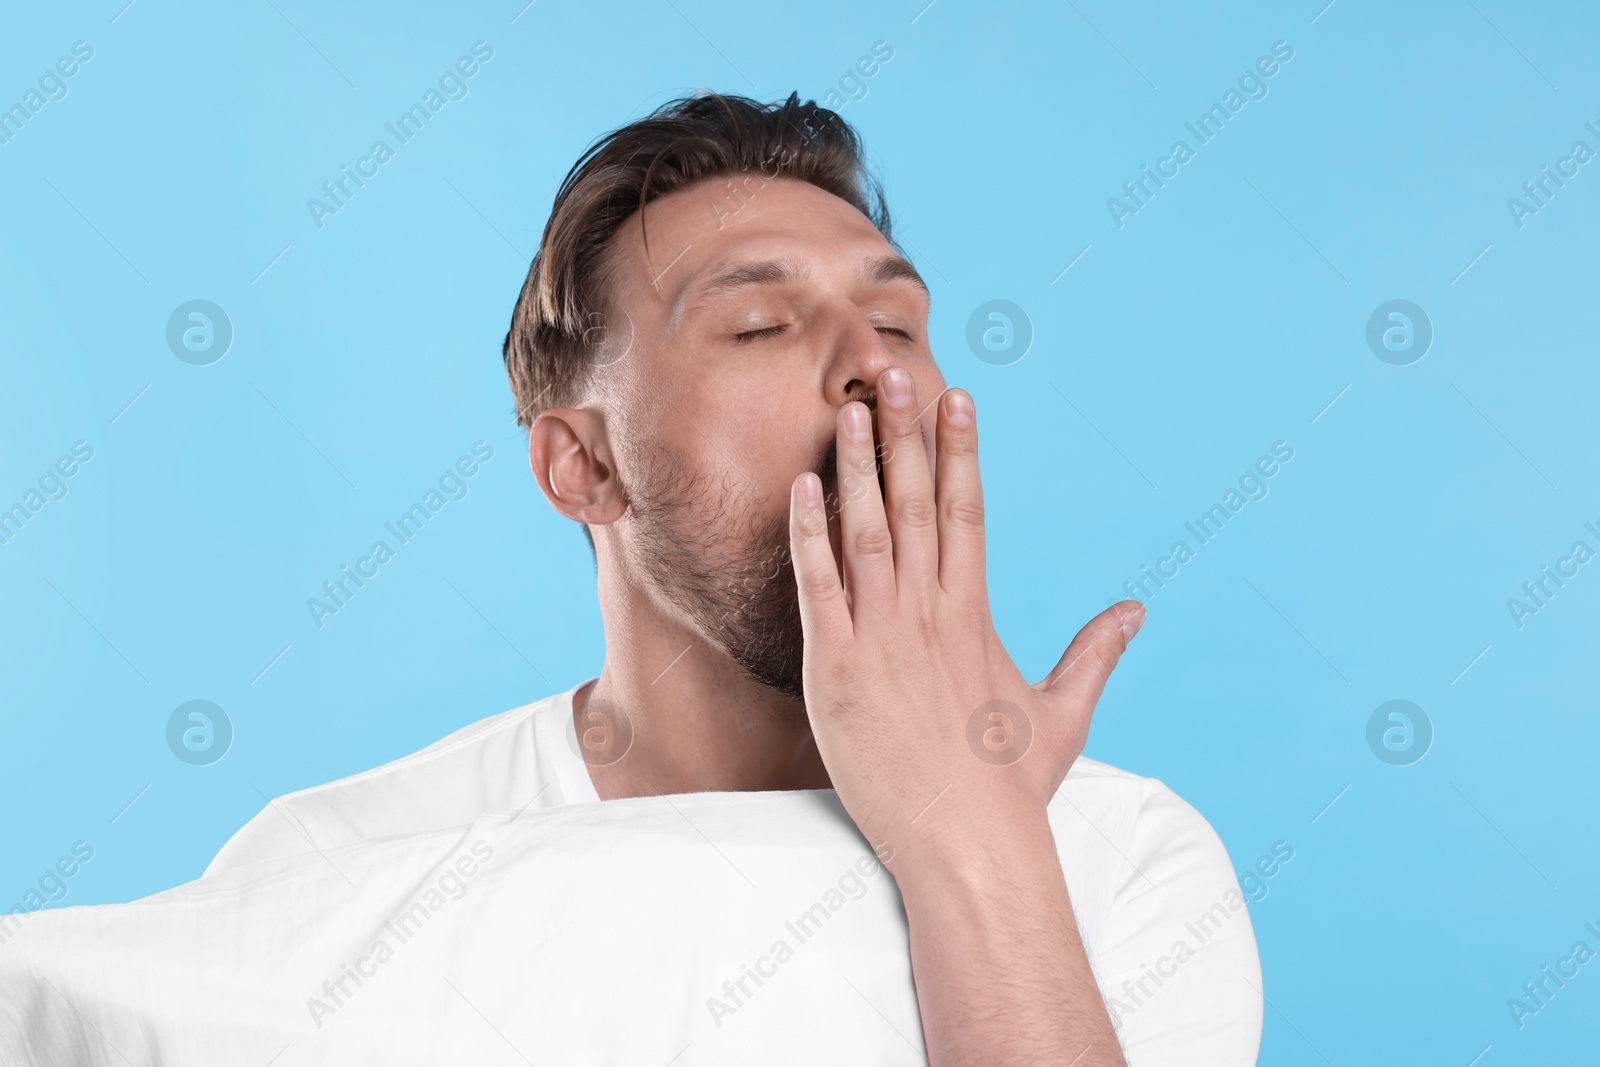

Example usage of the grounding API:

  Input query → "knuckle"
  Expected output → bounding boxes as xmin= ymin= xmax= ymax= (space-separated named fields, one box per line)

xmin=895 ymin=494 xmax=938 ymax=530
xmin=800 ymin=567 xmax=841 ymax=603
xmin=789 ymin=512 xmax=827 ymax=542
xmin=942 ymin=426 xmax=978 ymax=457
xmin=1086 ymin=638 xmax=1121 ymax=678
xmin=941 ymin=494 xmax=986 ymax=530
xmin=852 ymin=522 xmax=894 ymax=558
xmin=840 ymin=471 xmax=873 ymax=504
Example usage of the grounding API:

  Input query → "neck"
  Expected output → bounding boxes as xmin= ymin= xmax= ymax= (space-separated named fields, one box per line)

xmin=576 ymin=552 xmax=832 ymax=800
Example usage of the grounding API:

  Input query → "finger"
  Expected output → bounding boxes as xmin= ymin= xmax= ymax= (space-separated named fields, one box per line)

xmin=933 ymin=388 xmax=986 ymax=599
xmin=835 ymin=399 xmax=897 ymax=611
xmin=789 ymin=472 xmax=852 ymax=643
xmin=1035 ymin=600 xmax=1145 ymax=714
xmin=875 ymin=366 xmax=938 ymax=592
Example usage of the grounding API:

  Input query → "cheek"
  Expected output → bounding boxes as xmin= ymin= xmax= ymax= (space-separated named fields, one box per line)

xmin=921 ymin=364 xmax=949 ymax=400
xmin=715 ymin=384 xmax=822 ymax=473
xmin=662 ymin=405 xmax=817 ymax=541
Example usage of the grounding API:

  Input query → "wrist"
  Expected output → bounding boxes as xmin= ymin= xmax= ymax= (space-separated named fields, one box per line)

xmin=886 ymin=799 xmax=1061 ymax=897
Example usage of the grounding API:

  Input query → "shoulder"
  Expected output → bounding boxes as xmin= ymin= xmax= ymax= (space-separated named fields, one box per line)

xmin=203 ymin=693 xmax=563 ymax=878
xmin=1054 ymin=755 xmax=1238 ymax=886
xmin=1054 ymin=755 xmax=1263 ymax=1065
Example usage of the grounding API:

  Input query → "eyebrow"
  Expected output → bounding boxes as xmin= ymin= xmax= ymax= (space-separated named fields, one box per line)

xmin=862 ymin=255 xmax=930 ymax=299
xmin=674 ymin=253 xmax=930 ymax=324
xmin=695 ymin=258 xmax=808 ymax=305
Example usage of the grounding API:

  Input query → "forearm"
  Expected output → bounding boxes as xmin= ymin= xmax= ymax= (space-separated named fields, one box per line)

xmin=893 ymin=811 xmax=1126 ymax=1067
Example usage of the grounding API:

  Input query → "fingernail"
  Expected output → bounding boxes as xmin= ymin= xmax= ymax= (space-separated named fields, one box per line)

xmin=843 ymin=403 xmax=871 ymax=440
xmin=882 ymin=367 xmax=913 ymax=407
xmin=1121 ymin=603 xmax=1146 ymax=642
xmin=944 ymin=389 xmax=973 ymax=428
xmin=798 ymin=472 xmax=820 ymax=503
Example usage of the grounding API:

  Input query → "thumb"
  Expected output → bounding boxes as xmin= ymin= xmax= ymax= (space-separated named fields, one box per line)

xmin=1034 ymin=600 xmax=1146 ymax=712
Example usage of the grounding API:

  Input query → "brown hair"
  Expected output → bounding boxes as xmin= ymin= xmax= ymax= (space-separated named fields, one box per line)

xmin=500 ymin=91 xmax=893 ymax=433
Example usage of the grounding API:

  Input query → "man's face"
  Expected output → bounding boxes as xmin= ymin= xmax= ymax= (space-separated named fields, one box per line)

xmin=597 ymin=175 xmax=945 ymax=704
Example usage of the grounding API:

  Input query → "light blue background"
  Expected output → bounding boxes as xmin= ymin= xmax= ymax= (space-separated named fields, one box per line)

xmin=3 ymin=0 xmax=1597 ymax=1061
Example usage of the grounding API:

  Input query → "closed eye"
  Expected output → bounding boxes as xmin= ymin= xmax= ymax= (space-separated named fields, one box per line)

xmin=734 ymin=324 xmax=786 ymax=343
xmin=733 ymin=324 xmax=915 ymax=343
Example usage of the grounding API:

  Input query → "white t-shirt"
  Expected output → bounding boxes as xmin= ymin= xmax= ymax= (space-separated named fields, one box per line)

xmin=198 ymin=678 xmax=1264 ymax=1064
xmin=205 ymin=680 xmax=601 ymax=877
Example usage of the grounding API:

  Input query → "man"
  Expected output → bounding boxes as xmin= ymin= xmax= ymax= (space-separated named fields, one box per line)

xmin=207 ymin=92 xmax=1262 ymax=1063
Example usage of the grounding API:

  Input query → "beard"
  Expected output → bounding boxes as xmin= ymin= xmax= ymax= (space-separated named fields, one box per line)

xmin=622 ymin=436 xmax=856 ymax=707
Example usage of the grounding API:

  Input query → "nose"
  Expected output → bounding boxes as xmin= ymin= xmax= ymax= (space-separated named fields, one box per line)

xmin=822 ymin=307 xmax=900 ymax=408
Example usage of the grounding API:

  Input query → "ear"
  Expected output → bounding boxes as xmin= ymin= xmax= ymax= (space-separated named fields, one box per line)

xmin=528 ymin=408 xmax=625 ymax=528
